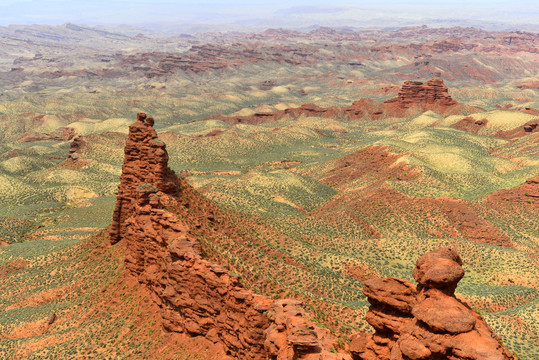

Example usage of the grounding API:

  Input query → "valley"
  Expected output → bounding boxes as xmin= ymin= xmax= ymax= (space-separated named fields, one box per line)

xmin=0 ymin=24 xmax=537 ymax=359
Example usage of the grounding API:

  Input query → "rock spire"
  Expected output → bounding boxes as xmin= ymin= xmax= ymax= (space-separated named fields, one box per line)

xmin=110 ymin=112 xmax=180 ymax=244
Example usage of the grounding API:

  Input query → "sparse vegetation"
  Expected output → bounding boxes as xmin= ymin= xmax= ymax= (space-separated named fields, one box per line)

xmin=0 ymin=24 xmax=537 ymax=359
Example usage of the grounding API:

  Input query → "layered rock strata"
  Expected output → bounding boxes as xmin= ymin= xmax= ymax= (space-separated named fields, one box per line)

xmin=111 ymin=114 xmax=348 ymax=359
xmin=384 ymin=78 xmax=457 ymax=109
xmin=351 ymin=247 xmax=516 ymax=360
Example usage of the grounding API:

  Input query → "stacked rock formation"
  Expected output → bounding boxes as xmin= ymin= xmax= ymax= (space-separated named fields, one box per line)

xmin=384 ymin=78 xmax=457 ymax=109
xmin=67 ymin=135 xmax=88 ymax=161
xmin=351 ymin=247 xmax=516 ymax=360
xmin=110 ymin=114 xmax=349 ymax=359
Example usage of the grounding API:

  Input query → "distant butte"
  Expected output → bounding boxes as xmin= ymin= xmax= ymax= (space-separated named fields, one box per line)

xmin=193 ymin=78 xmax=479 ymax=126
xmin=383 ymin=78 xmax=457 ymax=110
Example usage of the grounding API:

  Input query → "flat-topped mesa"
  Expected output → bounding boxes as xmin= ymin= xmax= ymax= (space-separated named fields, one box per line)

xmin=110 ymin=112 xmax=181 ymax=244
xmin=384 ymin=78 xmax=457 ymax=109
xmin=351 ymin=247 xmax=516 ymax=360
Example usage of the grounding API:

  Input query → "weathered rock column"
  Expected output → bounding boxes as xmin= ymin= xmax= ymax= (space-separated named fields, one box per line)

xmin=351 ymin=247 xmax=516 ymax=360
xmin=109 ymin=113 xmax=352 ymax=359
xmin=110 ymin=112 xmax=180 ymax=244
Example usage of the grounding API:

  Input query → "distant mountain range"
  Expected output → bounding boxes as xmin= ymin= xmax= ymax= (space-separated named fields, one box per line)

xmin=0 ymin=2 xmax=537 ymax=33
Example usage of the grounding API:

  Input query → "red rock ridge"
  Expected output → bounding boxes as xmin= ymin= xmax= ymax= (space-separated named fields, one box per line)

xmin=350 ymin=247 xmax=516 ymax=360
xmin=193 ymin=79 xmax=477 ymax=126
xmin=110 ymin=115 xmax=514 ymax=359
xmin=110 ymin=114 xmax=349 ymax=359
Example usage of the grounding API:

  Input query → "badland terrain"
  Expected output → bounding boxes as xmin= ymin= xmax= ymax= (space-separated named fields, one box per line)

xmin=0 ymin=24 xmax=538 ymax=359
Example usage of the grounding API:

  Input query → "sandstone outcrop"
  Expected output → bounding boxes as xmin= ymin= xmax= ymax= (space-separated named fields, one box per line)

xmin=382 ymin=78 xmax=475 ymax=116
xmin=111 ymin=114 xmax=349 ymax=359
xmin=110 ymin=112 xmax=181 ymax=245
xmin=20 ymin=126 xmax=77 ymax=143
xmin=384 ymin=78 xmax=457 ymax=109
xmin=351 ymin=247 xmax=516 ymax=360
xmin=110 ymin=115 xmax=514 ymax=359
xmin=67 ymin=135 xmax=88 ymax=161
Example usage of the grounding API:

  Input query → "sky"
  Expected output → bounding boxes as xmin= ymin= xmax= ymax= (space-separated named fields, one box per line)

xmin=0 ymin=0 xmax=537 ymax=29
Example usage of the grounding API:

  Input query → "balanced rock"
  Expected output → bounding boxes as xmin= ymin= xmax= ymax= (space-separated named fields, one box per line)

xmin=351 ymin=247 xmax=516 ymax=360
xmin=412 ymin=247 xmax=464 ymax=294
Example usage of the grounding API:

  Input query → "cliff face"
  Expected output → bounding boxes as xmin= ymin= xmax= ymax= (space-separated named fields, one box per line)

xmin=110 ymin=114 xmax=349 ymax=359
xmin=350 ymin=247 xmax=516 ymax=360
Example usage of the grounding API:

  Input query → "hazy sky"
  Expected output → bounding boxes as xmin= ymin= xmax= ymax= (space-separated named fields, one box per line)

xmin=0 ymin=0 xmax=537 ymax=28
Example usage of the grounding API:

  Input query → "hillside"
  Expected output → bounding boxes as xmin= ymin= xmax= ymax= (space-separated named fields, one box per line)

xmin=0 ymin=25 xmax=538 ymax=359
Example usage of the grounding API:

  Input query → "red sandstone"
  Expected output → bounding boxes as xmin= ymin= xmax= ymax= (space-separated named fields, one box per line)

xmin=351 ymin=247 xmax=516 ymax=360
xmin=110 ymin=114 xmax=349 ymax=359
xmin=110 ymin=115 xmax=515 ymax=360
